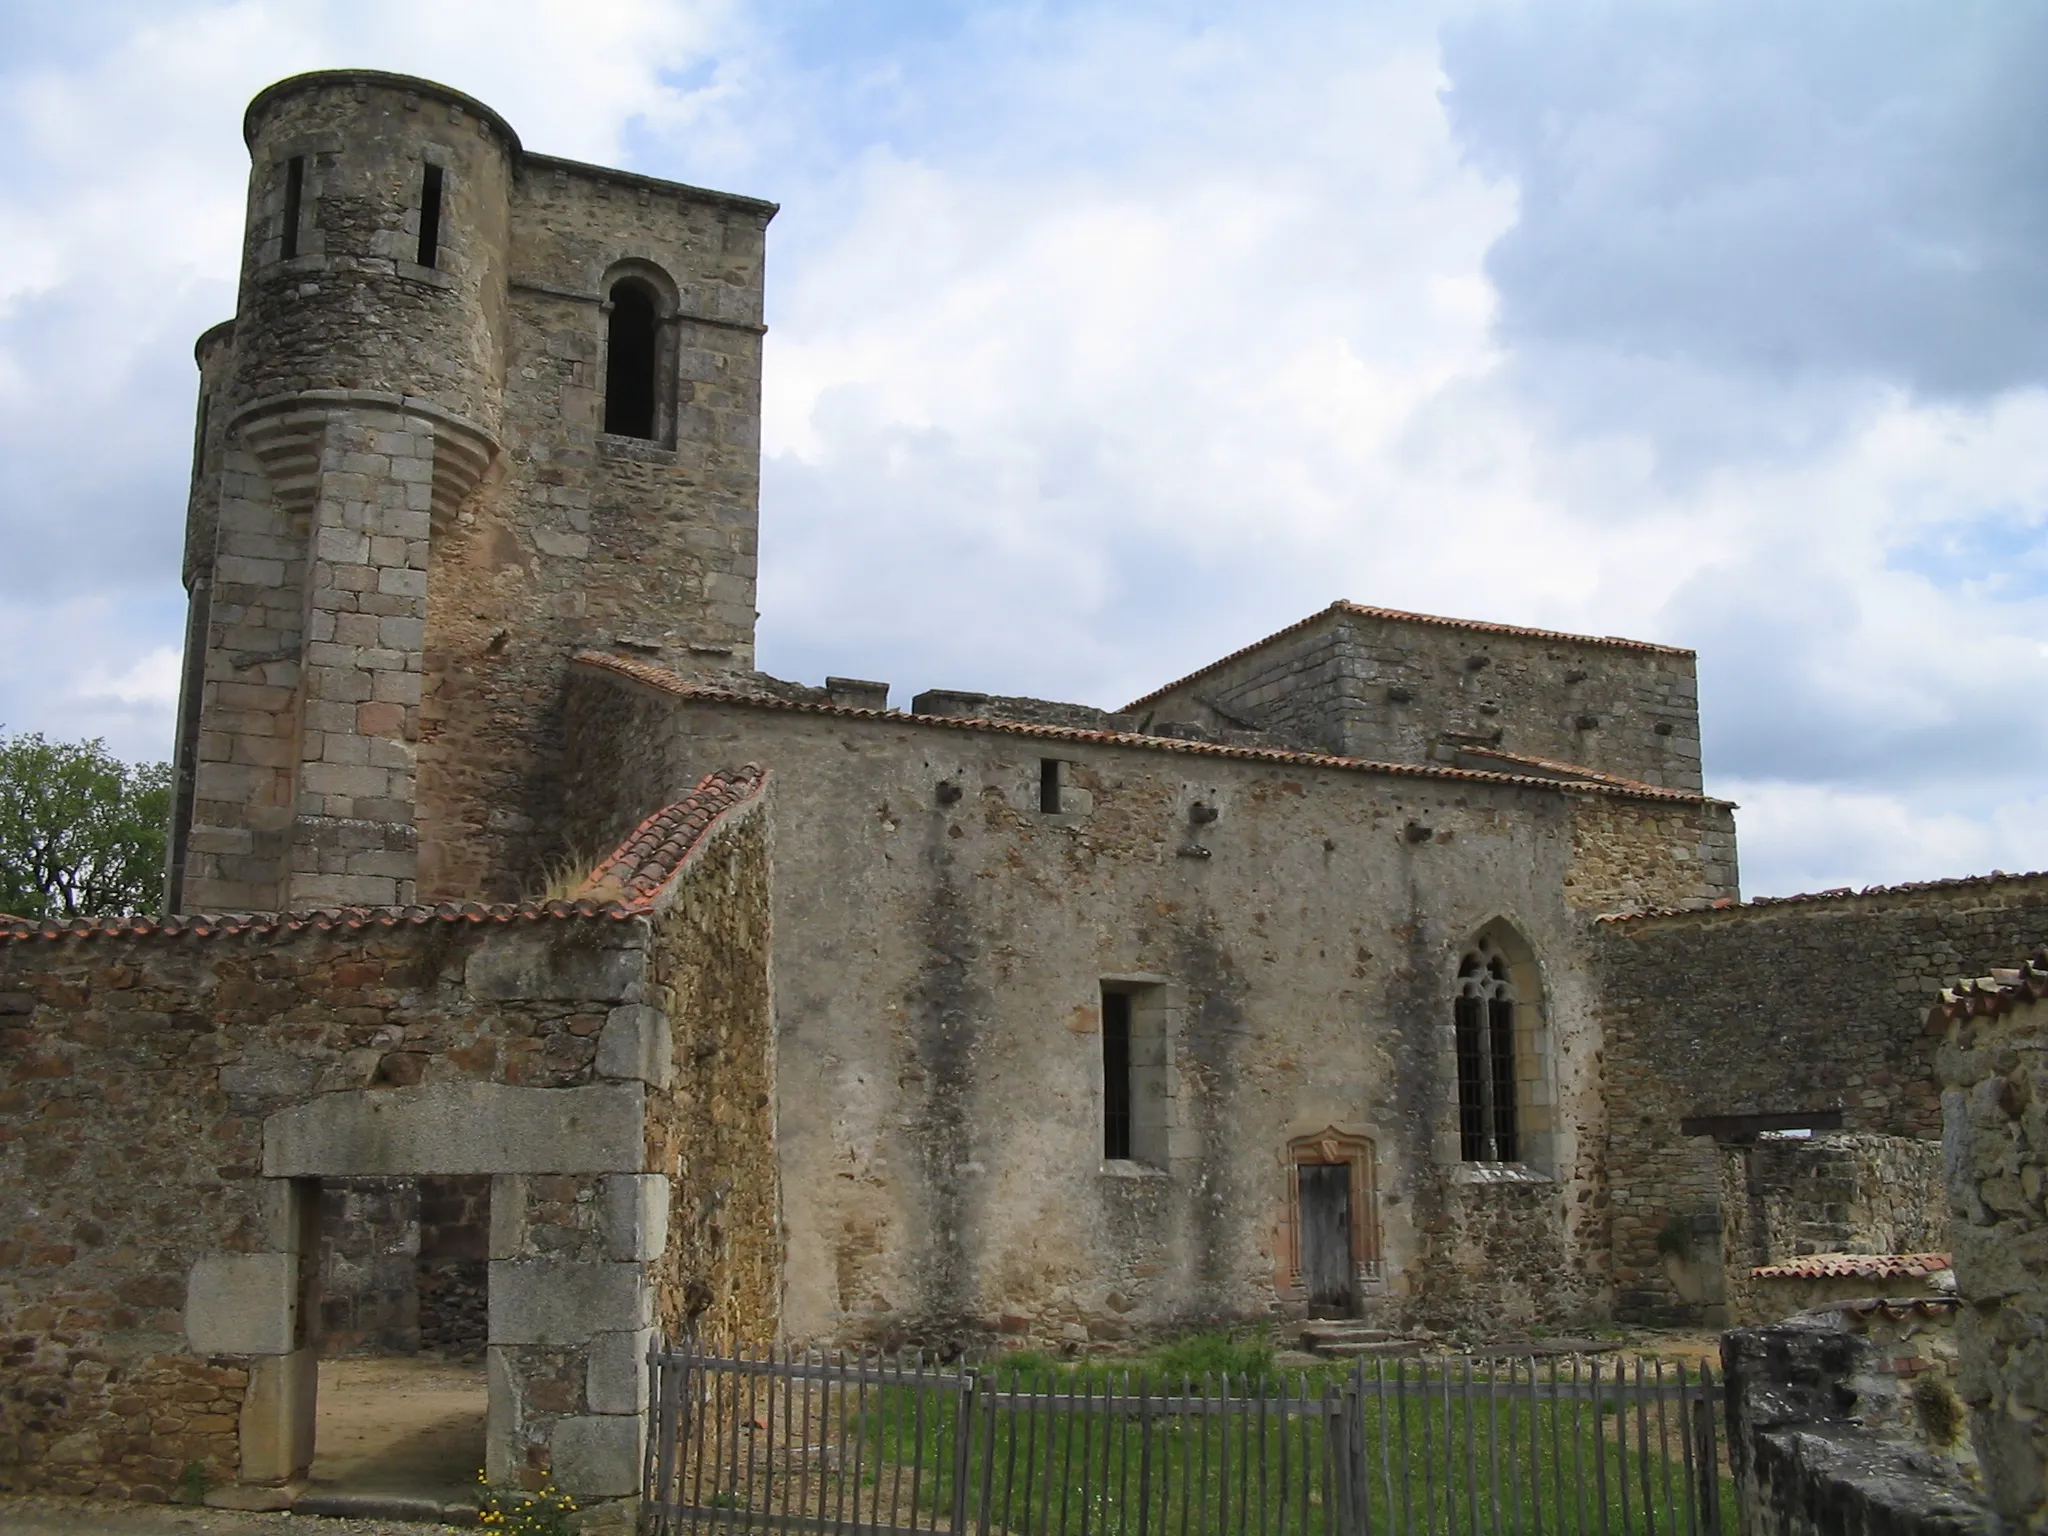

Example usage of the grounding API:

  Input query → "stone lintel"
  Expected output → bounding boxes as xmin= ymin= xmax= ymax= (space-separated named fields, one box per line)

xmin=263 ymin=1081 xmax=647 ymax=1177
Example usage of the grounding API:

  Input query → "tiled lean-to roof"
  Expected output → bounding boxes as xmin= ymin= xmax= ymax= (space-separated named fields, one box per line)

xmin=574 ymin=652 xmax=1712 ymax=805
xmin=1121 ymin=600 xmax=1694 ymax=713
xmin=0 ymin=764 xmax=767 ymax=945
xmin=1750 ymin=1253 xmax=1952 ymax=1282
xmin=1934 ymin=948 xmax=2048 ymax=1022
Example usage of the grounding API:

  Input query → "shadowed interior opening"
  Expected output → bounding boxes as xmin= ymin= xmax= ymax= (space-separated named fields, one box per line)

xmin=605 ymin=280 xmax=661 ymax=438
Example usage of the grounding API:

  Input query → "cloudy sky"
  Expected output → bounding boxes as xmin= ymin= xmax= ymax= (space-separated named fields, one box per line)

xmin=2 ymin=0 xmax=2045 ymax=898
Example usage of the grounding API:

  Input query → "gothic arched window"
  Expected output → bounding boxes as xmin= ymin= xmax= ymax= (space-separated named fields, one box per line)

xmin=1455 ymin=938 xmax=1521 ymax=1162
xmin=603 ymin=279 xmax=661 ymax=439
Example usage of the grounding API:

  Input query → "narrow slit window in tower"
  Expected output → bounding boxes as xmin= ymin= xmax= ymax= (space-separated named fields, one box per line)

xmin=417 ymin=164 xmax=444 ymax=269
xmin=281 ymin=156 xmax=305 ymax=260
xmin=1039 ymin=758 xmax=1063 ymax=814
xmin=1102 ymin=988 xmax=1133 ymax=1161
xmin=604 ymin=282 xmax=660 ymax=439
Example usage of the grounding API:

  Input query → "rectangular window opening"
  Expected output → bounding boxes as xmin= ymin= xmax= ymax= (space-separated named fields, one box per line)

xmin=1039 ymin=758 xmax=1063 ymax=814
xmin=1101 ymin=988 xmax=1133 ymax=1161
xmin=281 ymin=156 xmax=305 ymax=260
xmin=417 ymin=164 xmax=444 ymax=269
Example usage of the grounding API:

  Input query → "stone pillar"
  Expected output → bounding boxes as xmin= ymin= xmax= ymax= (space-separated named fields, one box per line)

xmin=1938 ymin=985 xmax=2048 ymax=1530
xmin=486 ymin=1171 xmax=666 ymax=1497
xmin=184 ymin=1180 xmax=319 ymax=1493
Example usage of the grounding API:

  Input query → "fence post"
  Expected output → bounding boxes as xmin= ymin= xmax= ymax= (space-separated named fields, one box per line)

xmin=952 ymin=1368 xmax=980 ymax=1535
xmin=1334 ymin=1370 xmax=1361 ymax=1536
xmin=640 ymin=1333 xmax=666 ymax=1532
xmin=1696 ymin=1362 xmax=1721 ymax=1534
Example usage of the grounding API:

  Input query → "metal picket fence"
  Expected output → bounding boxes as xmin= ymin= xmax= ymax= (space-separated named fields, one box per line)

xmin=641 ymin=1339 xmax=1727 ymax=1536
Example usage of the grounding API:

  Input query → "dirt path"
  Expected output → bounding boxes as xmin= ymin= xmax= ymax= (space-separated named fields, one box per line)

xmin=310 ymin=1356 xmax=486 ymax=1501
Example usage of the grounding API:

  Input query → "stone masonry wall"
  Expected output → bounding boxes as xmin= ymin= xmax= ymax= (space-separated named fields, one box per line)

xmin=561 ymin=659 xmax=1730 ymax=1345
xmin=0 ymin=907 xmax=658 ymax=1500
xmin=1938 ymin=990 xmax=2048 ymax=1530
xmin=1593 ymin=876 xmax=2048 ymax=1321
xmin=1128 ymin=605 xmax=1704 ymax=792
xmin=642 ymin=799 xmax=778 ymax=1349
xmin=413 ymin=159 xmax=772 ymax=903
xmin=1720 ymin=1134 xmax=1949 ymax=1325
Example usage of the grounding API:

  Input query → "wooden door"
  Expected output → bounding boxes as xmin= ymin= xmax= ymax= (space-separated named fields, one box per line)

xmin=1297 ymin=1162 xmax=1355 ymax=1315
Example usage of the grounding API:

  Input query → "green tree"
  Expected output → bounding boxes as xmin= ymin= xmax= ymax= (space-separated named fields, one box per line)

xmin=0 ymin=731 xmax=172 ymax=920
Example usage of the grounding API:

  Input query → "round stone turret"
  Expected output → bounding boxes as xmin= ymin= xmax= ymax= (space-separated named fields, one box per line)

xmin=232 ymin=70 xmax=515 ymax=436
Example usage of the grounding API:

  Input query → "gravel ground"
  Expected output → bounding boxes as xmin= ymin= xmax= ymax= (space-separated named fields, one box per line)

xmin=0 ymin=1497 xmax=465 ymax=1536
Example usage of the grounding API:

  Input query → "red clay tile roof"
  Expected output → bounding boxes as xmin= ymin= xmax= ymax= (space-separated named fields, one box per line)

xmin=1121 ymin=600 xmax=1693 ymax=712
xmin=1601 ymin=869 xmax=2048 ymax=925
xmin=1934 ymin=948 xmax=2048 ymax=1022
xmin=575 ymin=766 xmax=766 ymax=903
xmin=1751 ymin=1253 xmax=1951 ymax=1281
xmin=574 ymin=652 xmax=1715 ymax=806
xmin=0 ymin=764 xmax=767 ymax=945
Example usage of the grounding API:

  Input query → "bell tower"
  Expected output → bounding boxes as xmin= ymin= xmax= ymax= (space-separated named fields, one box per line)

xmin=167 ymin=71 xmax=775 ymax=911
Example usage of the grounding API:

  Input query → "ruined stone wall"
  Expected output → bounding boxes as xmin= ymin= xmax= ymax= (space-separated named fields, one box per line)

xmin=0 ymin=909 xmax=657 ymax=1499
xmin=563 ymin=662 xmax=1729 ymax=1345
xmin=1723 ymin=1304 xmax=1988 ymax=1536
xmin=315 ymin=1177 xmax=420 ymax=1355
xmin=1592 ymin=876 xmax=2048 ymax=1321
xmin=1128 ymin=606 xmax=1704 ymax=792
xmin=641 ymin=798 xmax=778 ymax=1348
xmin=1939 ymin=992 xmax=2048 ymax=1530
xmin=1719 ymin=1134 xmax=1949 ymax=1325
xmin=312 ymin=1173 xmax=488 ymax=1357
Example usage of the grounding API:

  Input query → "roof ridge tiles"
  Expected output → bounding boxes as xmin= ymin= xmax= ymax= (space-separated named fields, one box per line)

xmin=1602 ymin=867 xmax=2048 ymax=924
xmin=1749 ymin=1252 xmax=1952 ymax=1281
xmin=1933 ymin=946 xmax=2048 ymax=1023
xmin=573 ymin=652 xmax=1711 ymax=807
xmin=0 ymin=764 xmax=768 ymax=947
xmin=1121 ymin=600 xmax=1691 ymax=712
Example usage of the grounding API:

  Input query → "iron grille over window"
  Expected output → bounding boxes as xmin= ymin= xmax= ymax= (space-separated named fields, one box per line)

xmin=1454 ymin=943 xmax=1520 ymax=1162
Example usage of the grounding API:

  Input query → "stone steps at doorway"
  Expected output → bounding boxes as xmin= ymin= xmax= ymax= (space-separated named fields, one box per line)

xmin=294 ymin=1490 xmax=481 ymax=1523
xmin=1299 ymin=1322 xmax=1424 ymax=1358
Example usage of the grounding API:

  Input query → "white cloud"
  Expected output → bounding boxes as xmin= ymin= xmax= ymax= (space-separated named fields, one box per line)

xmin=1727 ymin=781 xmax=2048 ymax=897
xmin=6 ymin=0 xmax=2048 ymax=902
xmin=79 ymin=646 xmax=182 ymax=709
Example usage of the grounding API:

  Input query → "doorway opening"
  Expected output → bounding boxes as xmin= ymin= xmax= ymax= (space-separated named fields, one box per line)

xmin=1283 ymin=1129 xmax=1382 ymax=1318
xmin=305 ymin=1175 xmax=489 ymax=1506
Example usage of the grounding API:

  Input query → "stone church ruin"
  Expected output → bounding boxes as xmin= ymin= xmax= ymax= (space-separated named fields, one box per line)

xmin=3 ymin=69 xmax=2044 ymax=1509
